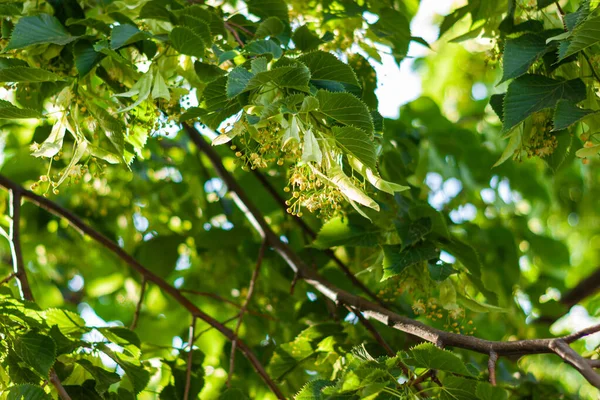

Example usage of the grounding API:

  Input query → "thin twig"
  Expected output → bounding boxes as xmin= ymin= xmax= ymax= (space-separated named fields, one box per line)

xmin=180 ymin=289 xmax=275 ymax=320
xmin=49 ymin=369 xmax=72 ymax=400
xmin=183 ymin=317 xmax=197 ymax=400
xmin=225 ymin=22 xmax=245 ymax=47
xmin=227 ymin=240 xmax=267 ymax=387
xmin=130 ymin=277 xmax=147 ymax=330
xmin=488 ymin=350 xmax=498 ymax=386
xmin=582 ymin=51 xmax=600 ymax=85
xmin=193 ymin=314 xmax=240 ymax=342
xmin=0 ymin=272 xmax=15 ymax=285
xmin=8 ymin=190 xmax=33 ymax=300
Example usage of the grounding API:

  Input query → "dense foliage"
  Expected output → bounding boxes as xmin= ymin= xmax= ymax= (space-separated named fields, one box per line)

xmin=1 ymin=0 xmax=600 ymax=398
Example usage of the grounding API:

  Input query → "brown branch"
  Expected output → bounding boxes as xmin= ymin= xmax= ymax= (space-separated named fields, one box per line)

xmin=488 ymin=350 xmax=498 ymax=386
xmin=228 ymin=240 xmax=267 ymax=387
xmin=130 ymin=277 xmax=147 ymax=330
xmin=0 ymin=175 xmax=285 ymax=400
xmin=182 ymin=125 xmax=600 ymax=389
xmin=560 ymin=266 xmax=600 ymax=308
xmin=225 ymin=22 xmax=245 ymax=47
xmin=49 ymin=369 xmax=72 ymax=400
xmin=348 ymin=306 xmax=395 ymax=357
xmin=550 ymin=340 xmax=600 ymax=388
xmin=180 ymin=289 xmax=275 ymax=320
xmin=183 ymin=317 xmax=196 ymax=400
xmin=8 ymin=190 xmax=34 ymax=300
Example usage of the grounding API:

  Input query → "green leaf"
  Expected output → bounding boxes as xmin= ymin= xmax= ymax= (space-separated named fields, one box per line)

xmin=428 ymin=262 xmax=458 ymax=281
xmin=395 ymin=217 xmax=432 ymax=249
xmin=316 ymin=90 xmax=374 ymax=134
xmin=139 ymin=1 xmax=177 ymax=23
xmin=135 ymin=235 xmax=183 ymax=278
xmin=74 ymin=40 xmax=104 ymax=77
xmin=268 ymin=338 xmax=314 ymax=379
xmin=226 ymin=66 xmax=254 ymax=98
xmin=45 ymin=308 xmax=86 ymax=335
xmin=489 ymin=93 xmax=505 ymax=122
xmin=502 ymin=74 xmax=586 ymax=132
xmin=458 ymin=294 xmax=507 ymax=313
xmin=248 ymin=0 xmax=289 ymax=22
xmin=295 ymin=380 xmax=332 ymax=399
xmin=100 ymin=346 xmax=149 ymax=395
xmin=409 ymin=343 xmax=474 ymax=376
xmin=179 ymin=16 xmax=212 ymax=46
xmin=169 ymin=26 xmax=205 ymax=58
xmin=86 ymin=102 xmax=125 ymax=158
xmin=6 ymin=384 xmax=50 ymax=400
xmin=220 ymin=388 xmax=250 ymax=400
xmin=0 ymin=67 xmax=63 ymax=83
xmin=369 ymin=8 xmax=411 ymax=62
xmin=110 ymin=24 xmax=150 ymax=49
xmin=245 ymin=65 xmax=311 ymax=93
xmin=576 ymin=144 xmax=600 ymax=158
xmin=194 ymin=61 xmax=225 ymax=83
xmin=114 ymin=71 xmax=153 ymax=113
xmin=244 ymin=39 xmax=283 ymax=58
xmin=476 ymin=382 xmax=508 ymax=400
xmin=560 ymin=15 xmax=600 ymax=60
xmin=298 ymin=51 xmax=360 ymax=90
xmin=302 ymin=128 xmax=322 ymax=164
xmin=440 ymin=375 xmax=478 ymax=400
xmin=255 ymin=17 xmax=285 ymax=39
xmin=4 ymin=14 xmax=76 ymax=50
xmin=198 ymin=77 xmax=242 ymax=129
xmin=99 ymin=327 xmax=141 ymax=348
xmin=553 ymin=99 xmax=599 ymax=131
xmin=381 ymin=243 xmax=439 ymax=280
xmin=14 ymin=332 xmax=57 ymax=377
xmin=292 ymin=25 xmax=323 ymax=52
xmin=76 ymin=359 xmax=120 ymax=395
xmin=500 ymin=33 xmax=551 ymax=83
xmin=151 ymin=72 xmax=170 ymax=101
xmin=0 ymin=3 xmax=22 ymax=16
xmin=0 ymin=100 xmax=42 ymax=119
xmin=332 ymin=126 xmax=376 ymax=171
xmin=312 ymin=216 xmax=381 ymax=249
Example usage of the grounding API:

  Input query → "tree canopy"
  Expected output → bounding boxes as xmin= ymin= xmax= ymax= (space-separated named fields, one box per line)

xmin=1 ymin=0 xmax=600 ymax=398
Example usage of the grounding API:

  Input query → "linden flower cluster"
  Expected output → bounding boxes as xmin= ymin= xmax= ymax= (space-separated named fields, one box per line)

xmin=412 ymin=299 xmax=476 ymax=335
xmin=523 ymin=112 xmax=558 ymax=158
xmin=283 ymin=164 xmax=346 ymax=218
xmin=215 ymin=116 xmax=351 ymax=218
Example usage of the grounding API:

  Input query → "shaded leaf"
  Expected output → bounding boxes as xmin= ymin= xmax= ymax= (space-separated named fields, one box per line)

xmin=14 ymin=332 xmax=56 ymax=377
xmin=244 ymin=39 xmax=283 ymax=58
xmin=5 ymin=14 xmax=75 ymax=50
xmin=0 ymin=100 xmax=42 ymax=119
xmin=503 ymin=74 xmax=586 ymax=132
xmin=0 ymin=67 xmax=63 ymax=83
xmin=553 ymin=99 xmax=599 ymax=131
xmin=381 ymin=243 xmax=439 ymax=280
xmin=409 ymin=343 xmax=474 ymax=376
xmin=312 ymin=216 xmax=381 ymax=249
xmin=332 ymin=126 xmax=376 ymax=171
xmin=169 ymin=26 xmax=205 ymax=58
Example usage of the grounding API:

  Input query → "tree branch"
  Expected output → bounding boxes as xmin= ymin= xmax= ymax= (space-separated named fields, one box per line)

xmin=7 ymin=190 xmax=33 ymax=300
xmin=228 ymin=240 xmax=267 ymax=387
xmin=184 ymin=317 xmax=196 ymax=400
xmin=49 ymin=369 xmax=72 ymax=400
xmin=488 ymin=350 xmax=498 ymax=386
xmin=0 ymin=272 xmax=15 ymax=285
xmin=130 ymin=277 xmax=146 ymax=330
xmin=182 ymin=125 xmax=600 ymax=389
xmin=180 ymin=289 xmax=275 ymax=320
xmin=0 ymin=175 xmax=285 ymax=400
